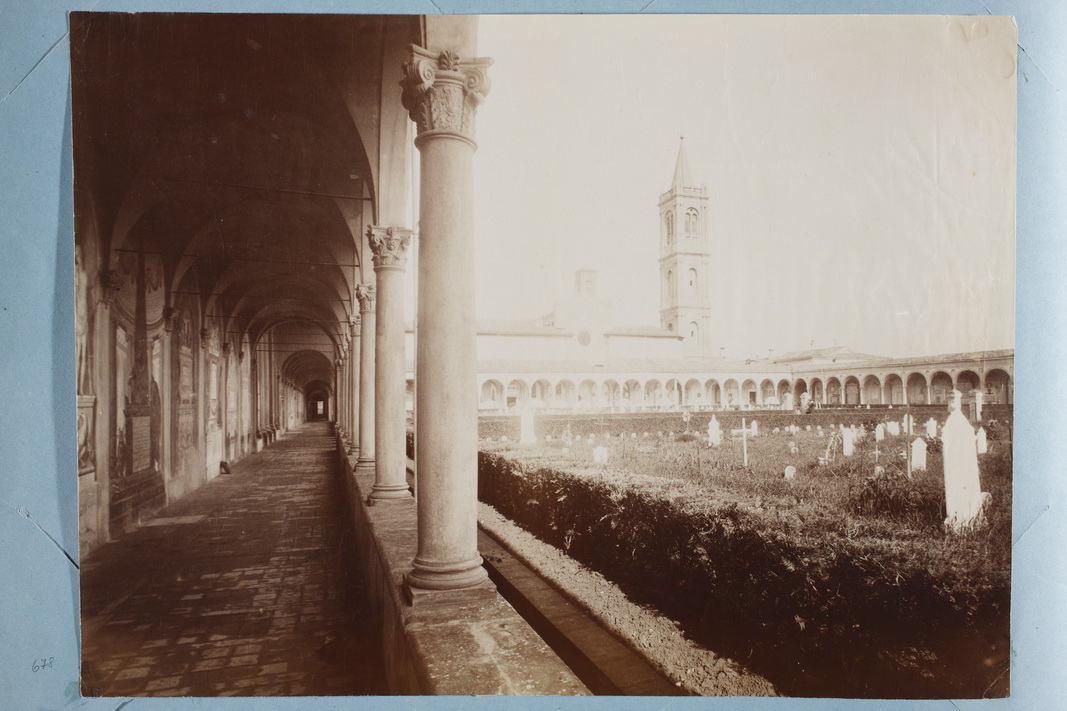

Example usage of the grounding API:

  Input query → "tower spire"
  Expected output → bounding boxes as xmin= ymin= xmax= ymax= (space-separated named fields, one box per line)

xmin=672 ymin=135 xmax=693 ymax=188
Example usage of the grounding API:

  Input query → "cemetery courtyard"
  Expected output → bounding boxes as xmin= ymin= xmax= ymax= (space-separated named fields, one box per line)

xmin=475 ymin=409 xmax=1012 ymax=698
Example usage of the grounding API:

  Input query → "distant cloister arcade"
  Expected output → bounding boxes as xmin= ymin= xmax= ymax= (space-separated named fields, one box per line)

xmin=473 ymin=364 xmax=1014 ymax=413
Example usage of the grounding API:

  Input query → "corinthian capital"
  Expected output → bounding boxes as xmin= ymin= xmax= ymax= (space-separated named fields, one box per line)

xmin=355 ymin=284 xmax=376 ymax=313
xmin=367 ymin=226 xmax=412 ymax=271
xmin=401 ymin=45 xmax=492 ymax=144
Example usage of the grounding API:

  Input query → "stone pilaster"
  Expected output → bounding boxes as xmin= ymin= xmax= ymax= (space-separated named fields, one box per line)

xmin=355 ymin=284 xmax=376 ymax=471
xmin=367 ymin=226 xmax=413 ymax=502
xmin=402 ymin=46 xmax=492 ymax=590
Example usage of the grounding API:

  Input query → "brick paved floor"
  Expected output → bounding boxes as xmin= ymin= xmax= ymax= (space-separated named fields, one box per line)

xmin=80 ymin=422 xmax=385 ymax=697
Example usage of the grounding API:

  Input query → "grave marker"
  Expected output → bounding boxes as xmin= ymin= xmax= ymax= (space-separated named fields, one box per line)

xmin=941 ymin=390 xmax=989 ymax=532
xmin=911 ymin=437 xmax=927 ymax=471
xmin=842 ymin=428 xmax=854 ymax=456
xmin=707 ymin=416 xmax=722 ymax=447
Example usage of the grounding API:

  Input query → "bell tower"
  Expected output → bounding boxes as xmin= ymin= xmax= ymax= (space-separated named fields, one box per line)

xmin=658 ymin=137 xmax=711 ymax=358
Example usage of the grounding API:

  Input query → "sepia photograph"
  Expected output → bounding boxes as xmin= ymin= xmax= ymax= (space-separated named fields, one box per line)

xmin=70 ymin=12 xmax=1015 ymax=699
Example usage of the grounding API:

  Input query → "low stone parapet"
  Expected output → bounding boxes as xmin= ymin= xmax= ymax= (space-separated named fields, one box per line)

xmin=335 ymin=435 xmax=588 ymax=695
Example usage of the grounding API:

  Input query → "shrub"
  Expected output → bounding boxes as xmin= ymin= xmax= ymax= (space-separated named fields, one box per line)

xmin=478 ymin=438 xmax=1010 ymax=698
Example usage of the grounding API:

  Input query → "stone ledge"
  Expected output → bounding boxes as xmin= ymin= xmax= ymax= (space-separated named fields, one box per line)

xmin=336 ymin=436 xmax=589 ymax=696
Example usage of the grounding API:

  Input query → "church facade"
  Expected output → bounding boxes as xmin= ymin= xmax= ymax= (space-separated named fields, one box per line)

xmin=426 ymin=139 xmax=1014 ymax=414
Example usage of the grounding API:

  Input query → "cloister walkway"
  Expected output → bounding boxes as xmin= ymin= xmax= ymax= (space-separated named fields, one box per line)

xmin=80 ymin=422 xmax=384 ymax=697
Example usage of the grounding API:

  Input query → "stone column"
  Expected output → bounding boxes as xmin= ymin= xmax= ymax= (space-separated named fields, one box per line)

xmin=402 ymin=46 xmax=492 ymax=591
xmin=334 ymin=356 xmax=344 ymax=437
xmin=348 ymin=319 xmax=360 ymax=454
xmin=368 ymin=226 xmax=414 ymax=502
xmin=355 ymin=284 xmax=376 ymax=472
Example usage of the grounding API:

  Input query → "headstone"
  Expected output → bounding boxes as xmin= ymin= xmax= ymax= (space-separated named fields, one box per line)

xmin=788 ymin=441 xmax=798 ymax=455
xmin=911 ymin=437 xmax=927 ymax=471
xmin=805 ymin=425 xmax=812 ymax=432
xmin=874 ymin=465 xmax=885 ymax=476
xmin=816 ymin=425 xmax=822 ymax=431
xmin=707 ymin=416 xmax=722 ymax=447
xmin=903 ymin=414 xmax=914 ymax=436
xmin=750 ymin=420 xmax=759 ymax=437
xmin=941 ymin=390 xmax=988 ymax=532
xmin=500 ymin=435 xmax=508 ymax=442
xmin=631 ymin=433 xmax=637 ymax=439
xmin=842 ymin=428 xmax=854 ymax=456
xmin=973 ymin=390 xmax=984 ymax=421
xmin=562 ymin=424 xmax=573 ymax=444
xmin=773 ymin=427 xmax=780 ymax=434
xmin=976 ymin=426 xmax=988 ymax=455
xmin=519 ymin=407 xmax=536 ymax=445
xmin=593 ymin=446 xmax=609 ymax=464
xmin=886 ymin=421 xmax=900 ymax=437
xmin=784 ymin=465 xmax=797 ymax=480
xmin=875 ymin=424 xmax=885 ymax=441
xmin=926 ymin=418 xmax=938 ymax=438
xmin=800 ymin=392 xmax=811 ymax=412
xmin=667 ymin=431 xmax=675 ymax=442
xmin=783 ymin=392 xmax=794 ymax=411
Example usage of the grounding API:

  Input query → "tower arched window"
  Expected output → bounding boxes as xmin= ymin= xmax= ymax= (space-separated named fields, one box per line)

xmin=689 ymin=321 xmax=699 ymax=339
xmin=665 ymin=212 xmax=674 ymax=243
xmin=688 ymin=268 xmax=698 ymax=295
xmin=685 ymin=208 xmax=699 ymax=237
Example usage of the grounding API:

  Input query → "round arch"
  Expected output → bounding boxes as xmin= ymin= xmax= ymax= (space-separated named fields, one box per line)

xmin=826 ymin=377 xmax=842 ymax=405
xmin=843 ymin=376 xmax=861 ymax=405
xmin=723 ymin=379 xmax=740 ymax=408
xmin=984 ymin=369 xmax=1011 ymax=404
xmin=809 ymin=378 xmax=824 ymax=404
xmin=930 ymin=372 xmax=953 ymax=405
xmin=506 ymin=379 xmax=529 ymax=410
xmin=684 ymin=378 xmax=704 ymax=407
xmin=906 ymin=372 xmax=928 ymax=405
xmin=862 ymin=375 xmax=882 ymax=405
xmin=705 ymin=379 xmax=722 ymax=408
xmin=480 ymin=379 xmax=505 ymax=410
xmin=883 ymin=374 xmax=904 ymax=405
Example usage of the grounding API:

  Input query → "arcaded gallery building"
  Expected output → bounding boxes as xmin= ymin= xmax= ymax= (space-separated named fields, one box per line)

xmin=72 ymin=13 xmax=1013 ymax=696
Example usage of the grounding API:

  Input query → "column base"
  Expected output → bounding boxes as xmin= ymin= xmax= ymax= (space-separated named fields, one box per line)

xmin=403 ymin=576 xmax=496 ymax=607
xmin=368 ymin=484 xmax=413 ymax=504
xmin=355 ymin=458 xmax=375 ymax=474
xmin=404 ymin=555 xmax=488 ymax=592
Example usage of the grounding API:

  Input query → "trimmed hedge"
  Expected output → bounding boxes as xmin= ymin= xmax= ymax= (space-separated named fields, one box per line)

xmin=478 ymin=451 xmax=1009 ymax=698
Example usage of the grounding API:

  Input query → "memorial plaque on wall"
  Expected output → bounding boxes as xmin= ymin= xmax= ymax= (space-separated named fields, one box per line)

xmin=130 ymin=415 xmax=151 ymax=472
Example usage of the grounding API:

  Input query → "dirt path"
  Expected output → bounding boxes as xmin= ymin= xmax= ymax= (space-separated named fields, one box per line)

xmin=479 ymin=503 xmax=777 ymax=697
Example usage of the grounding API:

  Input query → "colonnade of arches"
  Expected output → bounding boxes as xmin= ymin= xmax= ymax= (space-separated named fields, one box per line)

xmin=474 ymin=367 xmax=1013 ymax=412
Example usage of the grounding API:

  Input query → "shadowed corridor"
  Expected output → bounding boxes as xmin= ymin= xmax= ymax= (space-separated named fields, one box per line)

xmin=80 ymin=422 xmax=383 ymax=697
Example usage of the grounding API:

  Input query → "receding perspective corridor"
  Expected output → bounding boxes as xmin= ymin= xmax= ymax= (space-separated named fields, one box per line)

xmin=80 ymin=423 xmax=384 ymax=697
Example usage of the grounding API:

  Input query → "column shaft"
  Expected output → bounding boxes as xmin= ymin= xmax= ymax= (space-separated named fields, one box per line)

xmin=356 ymin=286 xmax=376 ymax=469
xmin=369 ymin=227 xmax=413 ymax=501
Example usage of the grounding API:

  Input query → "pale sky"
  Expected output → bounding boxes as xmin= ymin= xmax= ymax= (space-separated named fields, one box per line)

xmin=452 ymin=14 xmax=1016 ymax=359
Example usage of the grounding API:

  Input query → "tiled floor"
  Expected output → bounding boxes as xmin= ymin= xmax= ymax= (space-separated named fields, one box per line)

xmin=80 ymin=422 xmax=385 ymax=697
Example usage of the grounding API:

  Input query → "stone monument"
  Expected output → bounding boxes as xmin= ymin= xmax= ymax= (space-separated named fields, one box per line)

xmin=941 ymin=390 xmax=989 ymax=532
xmin=707 ymin=415 xmax=722 ymax=447
xmin=911 ymin=437 xmax=927 ymax=471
